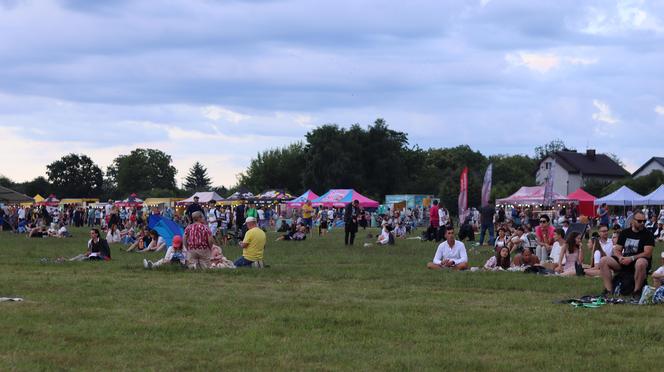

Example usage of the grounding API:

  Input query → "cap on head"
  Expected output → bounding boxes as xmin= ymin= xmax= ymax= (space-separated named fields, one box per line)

xmin=245 ymin=217 xmax=257 ymax=225
xmin=172 ymin=235 xmax=182 ymax=247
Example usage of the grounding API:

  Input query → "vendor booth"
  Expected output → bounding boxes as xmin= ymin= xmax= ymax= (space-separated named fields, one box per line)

xmin=594 ymin=186 xmax=643 ymax=206
xmin=567 ymin=188 xmax=597 ymax=218
xmin=312 ymin=189 xmax=379 ymax=208
xmin=636 ymin=184 xmax=664 ymax=206
xmin=36 ymin=194 xmax=60 ymax=207
xmin=0 ymin=185 xmax=33 ymax=205
xmin=254 ymin=189 xmax=294 ymax=204
xmin=286 ymin=190 xmax=319 ymax=208
xmin=177 ymin=192 xmax=224 ymax=205
xmin=496 ymin=186 xmax=576 ymax=207
xmin=115 ymin=193 xmax=144 ymax=208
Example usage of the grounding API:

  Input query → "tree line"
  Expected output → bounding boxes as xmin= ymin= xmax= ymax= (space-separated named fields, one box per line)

xmin=2 ymin=119 xmax=658 ymax=212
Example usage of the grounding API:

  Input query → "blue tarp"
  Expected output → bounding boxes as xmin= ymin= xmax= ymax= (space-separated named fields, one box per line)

xmin=148 ymin=215 xmax=184 ymax=247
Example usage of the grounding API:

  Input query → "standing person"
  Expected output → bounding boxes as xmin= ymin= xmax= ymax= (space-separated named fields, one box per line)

xmin=478 ymin=203 xmax=495 ymax=246
xmin=429 ymin=200 xmax=440 ymax=241
xmin=343 ymin=200 xmax=360 ymax=246
xmin=598 ymin=203 xmax=610 ymax=226
xmin=427 ymin=226 xmax=469 ymax=270
xmin=234 ymin=217 xmax=266 ymax=268
xmin=183 ymin=211 xmax=215 ymax=269
xmin=599 ymin=211 xmax=654 ymax=298
xmin=301 ymin=200 xmax=314 ymax=232
xmin=185 ymin=196 xmax=203 ymax=224
xmin=207 ymin=203 xmax=220 ymax=237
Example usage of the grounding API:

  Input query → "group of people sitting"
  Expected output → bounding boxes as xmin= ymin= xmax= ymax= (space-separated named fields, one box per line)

xmin=426 ymin=210 xmax=664 ymax=303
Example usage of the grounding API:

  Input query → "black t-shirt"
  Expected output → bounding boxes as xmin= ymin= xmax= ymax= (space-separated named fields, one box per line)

xmin=617 ymin=228 xmax=655 ymax=257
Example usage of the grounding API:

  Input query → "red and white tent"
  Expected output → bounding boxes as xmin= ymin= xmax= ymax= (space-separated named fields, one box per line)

xmin=497 ymin=186 xmax=576 ymax=206
xmin=115 ymin=193 xmax=144 ymax=207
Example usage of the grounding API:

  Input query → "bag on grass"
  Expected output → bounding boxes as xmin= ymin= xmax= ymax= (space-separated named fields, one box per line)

xmin=612 ymin=270 xmax=635 ymax=295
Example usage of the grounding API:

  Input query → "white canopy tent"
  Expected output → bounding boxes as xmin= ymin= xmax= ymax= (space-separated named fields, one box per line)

xmin=636 ymin=184 xmax=664 ymax=205
xmin=594 ymin=185 xmax=643 ymax=206
xmin=177 ymin=191 xmax=224 ymax=205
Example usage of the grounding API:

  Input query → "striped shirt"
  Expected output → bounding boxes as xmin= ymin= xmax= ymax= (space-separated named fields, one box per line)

xmin=185 ymin=222 xmax=212 ymax=250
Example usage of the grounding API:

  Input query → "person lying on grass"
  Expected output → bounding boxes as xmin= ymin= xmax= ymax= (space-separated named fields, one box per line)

xmin=555 ymin=232 xmax=583 ymax=276
xmin=275 ymin=224 xmax=306 ymax=241
xmin=484 ymin=246 xmax=511 ymax=271
xmin=512 ymin=247 xmax=540 ymax=267
xmin=427 ymin=226 xmax=469 ymax=271
xmin=70 ymin=229 xmax=111 ymax=261
xmin=144 ymin=235 xmax=186 ymax=269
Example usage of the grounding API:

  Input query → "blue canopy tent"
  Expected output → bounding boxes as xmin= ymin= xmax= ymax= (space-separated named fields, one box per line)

xmin=148 ymin=215 xmax=184 ymax=247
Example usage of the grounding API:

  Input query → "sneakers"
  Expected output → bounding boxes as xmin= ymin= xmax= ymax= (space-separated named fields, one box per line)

xmin=143 ymin=259 xmax=153 ymax=269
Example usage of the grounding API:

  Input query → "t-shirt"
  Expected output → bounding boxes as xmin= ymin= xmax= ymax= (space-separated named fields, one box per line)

xmin=257 ymin=209 xmax=265 ymax=221
xmin=242 ymin=227 xmax=266 ymax=261
xmin=302 ymin=204 xmax=314 ymax=219
xmin=550 ymin=241 xmax=564 ymax=264
xmin=617 ymin=228 xmax=655 ymax=257
xmin=246 ymin=207 xmax=258 ymax=219
xmin=184 ymin=222 xmax=212 ymax=250
xmin=429 ymin=205 xmax=439 ymax=226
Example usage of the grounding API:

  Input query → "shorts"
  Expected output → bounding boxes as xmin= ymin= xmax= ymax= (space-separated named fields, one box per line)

xmin=611 ymin=255 xmax=652 ymax=273
xmin=320 ymin=221 xmax=328 ymax=229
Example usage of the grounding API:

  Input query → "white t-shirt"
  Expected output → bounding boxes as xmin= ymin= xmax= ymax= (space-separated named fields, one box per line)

xmin=18 ymin=208 xmax=26 ymax=219
xmin=599 ymin=238 xmax=614 ymax=257
xmin=377 ymin=228 xmax=390 ymax=244
xmin=433 ymin=240 xmax=468 ymax=265
xmin=550 ymin=241 xmax=564 ymax=264
xmin=257 ymin=209 xmax=265 ymax=221
xmin=327 ymin=210 xmax=334 ymax=220
xmin=207 ymin=209 xmax=219 ymax=226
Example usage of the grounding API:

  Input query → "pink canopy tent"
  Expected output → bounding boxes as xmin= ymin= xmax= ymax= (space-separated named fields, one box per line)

xmin=567 ymin=188 xmax=597 ymax=217
xmin=312 ymin=189 xmax=379 ymax=208
xmin=285 ymin=189 xmax=319 ymax=208
xmin=496 ymin=186 xmax=577 ymax=206
xmin=115 ymin=193 xmax=144 ymax=207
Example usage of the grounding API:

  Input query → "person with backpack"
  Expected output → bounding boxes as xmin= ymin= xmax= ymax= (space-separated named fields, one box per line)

xmin=599 ymin=211 xmax=654 ymax=298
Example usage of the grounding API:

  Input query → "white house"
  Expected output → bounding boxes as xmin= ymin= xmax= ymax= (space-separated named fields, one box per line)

xmin=536 ymin=150 xmax=629 ymax=196
xmin=632 ymin=157 xmax=664 ymax=178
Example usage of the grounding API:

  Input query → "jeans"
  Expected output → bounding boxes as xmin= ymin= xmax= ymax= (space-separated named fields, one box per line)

xmin=234 ymin=256 xmax=254 ymax=267
xmin=478 ymin=224 xmax=494 ymax=245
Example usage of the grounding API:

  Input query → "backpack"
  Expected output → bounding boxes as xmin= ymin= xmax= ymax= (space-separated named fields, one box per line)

xmin=612 ymin=270 xmax=635 ymax=295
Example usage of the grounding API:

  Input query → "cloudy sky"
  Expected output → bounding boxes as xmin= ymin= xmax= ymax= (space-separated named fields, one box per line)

xmin=1 ymin=0 xmax=663 ymax=187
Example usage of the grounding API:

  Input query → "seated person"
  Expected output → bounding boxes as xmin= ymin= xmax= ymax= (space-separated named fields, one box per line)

xmin=234 ymin=217 xmax=267 ymax=268
xmin=484 ymin=246 xmax=511 ymax=271
xmin=126 ymin=228 xmax=151 ymax=252
xmin=549 ymin=228 xmax=566 ymax=265
xmin=652 ymin=252 xmax=664 ymax=288
xmin=393 ymin=223 xmax=406 ymax=238
xmin=210 ymin=245 xmax=235 ymax=269
xmin=70 ymin=229 xmax=111 ymax=261
xmin=276 ymin=223 xmax=306 ymax=241
xmin=106 ymin=224 xmax=122 ymax=243
xmin=376 ymin=222 xmax=391 ymax=245
xmin=277 ymin=220 xmax=290 ymax=232
xmin=142 ymin=230 xmax=166 ymax=252
xmin=28 ymin=224 xmax=47 ymax=238
xmin=513 ymin=247 xmax=540 ymax=267
xmin=508 ymin=227 xmax=529 ymax=254
xmin=599 ymin=211 xmax=654 ymax=298
xmin=555 ymin=232 xmax=583 ymax=276
xmin=457 ymin=216 xmax=474 ymax=242
xmin=427 ymin=226 xmax=469 ymax=270
xmin=493 ymin=227 xmax=509 ymax=254
xmin=121 ymin=229 xmax=137 ymax=245
xmin=144 ymin=235 xmax=186 ymax=269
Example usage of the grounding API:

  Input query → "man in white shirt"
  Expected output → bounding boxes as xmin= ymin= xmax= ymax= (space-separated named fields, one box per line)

xmin=18 ymin=207 xmax=26 ymax=222
xmin=427 ymin=226 xmax=469 ymax=270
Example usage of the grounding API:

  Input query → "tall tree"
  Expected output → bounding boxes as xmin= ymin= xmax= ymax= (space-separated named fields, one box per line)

xmin=107 ymin=148 xmax=177 ymax=195
xmin=237 ymin=142 xmax=306 ymax=193
xmin=0 ymin=175 xmax=14 ymax=188
xmin=184 ymin=162 xmax=212 ymax=191
xmin=46 ymin=154 xmax=104 ymax=197
xmin=22 ymin=177 xmax=52 ymax=197
xmin=534 ymin=139 xmax=573 ymax=160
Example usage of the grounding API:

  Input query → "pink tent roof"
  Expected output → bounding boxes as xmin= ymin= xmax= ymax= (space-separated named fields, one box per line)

xmin=285 ymin=190 xmax=320 ymax=208
xmin=567 ymin=188 xmax=596 ymax=202
xmin=496 ymin=186 xmax=577 ymax=206
xmin=312 ymin=189 xmax=379 ymax=208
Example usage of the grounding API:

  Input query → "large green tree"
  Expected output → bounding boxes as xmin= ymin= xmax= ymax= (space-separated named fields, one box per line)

xmin=46 ymin=154 xmax=104 ymax=197
xmin=106 ymin=148 xmax=177 ymax=195
xmin=237 ymin=142 xmax=306 ymax=194
xmin=184 ymin=162 xmax=212 ymax=191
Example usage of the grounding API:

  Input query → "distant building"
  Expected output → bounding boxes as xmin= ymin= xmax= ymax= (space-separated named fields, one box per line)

xmin=632 ymin=157 xmax=664 ymax=178
xmin=536 ymin=150 xmax=629 ymax=195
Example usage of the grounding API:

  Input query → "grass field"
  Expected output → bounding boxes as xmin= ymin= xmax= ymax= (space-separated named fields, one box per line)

xmin=1 ymin=226 xmax=663 ymax=371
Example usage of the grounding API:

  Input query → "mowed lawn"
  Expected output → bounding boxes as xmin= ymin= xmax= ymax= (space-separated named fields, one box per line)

xmin=1 ymin=226 xmax=663 ymax=371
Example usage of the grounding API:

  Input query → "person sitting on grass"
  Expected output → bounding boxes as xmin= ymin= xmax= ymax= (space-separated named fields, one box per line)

xmin=427 ymin=226 xmax=469 ymax=271
xmin=535 ymin=214 xmax=555 ymax=262
xmin=121 ymin=229 xmax=136 ymax=245
xmin=508 ymin=226 xmax=528 ymax=254
xmin=555 ymin=232 xmax=583 ymax=276
xmin=126 ymin=227 xmax=151 ymax=252
xmin=142 ymin=230 xmax=166 ymax=252
xmin=484 ymin=246 xmax=511 ymax=271
xmin=599 ymin=211 xmax=654 ymax=299
xmin=70 ymin=229 xmax=111 ymax=261
xmin=275 ymin=224 xmax=306 ymax=241
xmin=210 ymin=245 xmax=236 ymax=269
xmin=144 ymin=235 xmax=186 ymax=269
xmin=27 ymin=223 xmax=47 ymax=238
xmin=493 ymin=227 xmax=509 ymax=254
xmin=376 ymin=222 xmax=392 ymax=245
xmin=549 ymin=228 xmax=565 ymax=265
xmin=512 ymin=247 xmax=540 ymax=267
xmin=393 ymin=222 xmax=406 ymax=238
xmin=106 ymin=224 xmax=121 ymax=243
xmin=234 ymin=217 xmax=266 ymax=268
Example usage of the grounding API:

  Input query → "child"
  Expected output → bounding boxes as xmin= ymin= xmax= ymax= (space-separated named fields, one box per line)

xmin=555 ymin=232 xmax=582 ymax=276
xmin=484 ymin=246 xmax=511 ymax=271
xmin=210 ymin=245 xmax=236 ymax=269
xmin=143 ymin=235 xmax=186 ymax=269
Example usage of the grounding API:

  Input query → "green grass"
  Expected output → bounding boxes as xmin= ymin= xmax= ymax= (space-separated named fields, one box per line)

xmin=1 ymin=227 xmax=663 ymax=371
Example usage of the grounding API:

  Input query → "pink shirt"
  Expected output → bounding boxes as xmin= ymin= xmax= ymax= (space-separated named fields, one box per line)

xmin=535 ymin=225 xmax=555 ymax=245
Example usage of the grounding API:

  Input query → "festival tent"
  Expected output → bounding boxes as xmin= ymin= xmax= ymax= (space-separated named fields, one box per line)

xmin=0 ymin=185 xmax=33 ymax=204
xmin=312 ymin=189 xmax=379 ymax=208
xmin=636 ymin=184 xmax=664 ymax=205
xmin=254 ymin=189 xmax=294 ymax=203
xmin=177 ymin=192 xmax=224 ymax=205
xmin=594 ymin=186 xmax=643 ymax=206
xmin=144 ymin=197 xmax=183 ymax=207
xmin=567 ymin=188 xmax=597 ymax=217
xmin=286 ymin=190 xmax=319 ymax=208
xmin=496 ymin=186 xmax=576 ymax=206
xmin=36 ymin=194 xmax=60 ymax=207
xmin=148 ymin=215 xmax=184 ymax=247
xmin=115 ymin=193 xmax=144 ymax=207
xmin=225 ymin=189 xmax=255 ymax=201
